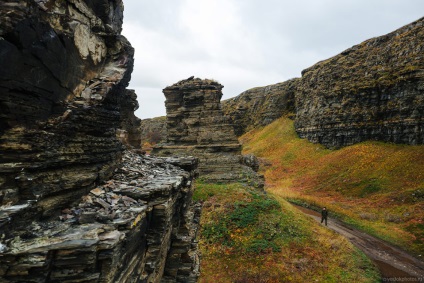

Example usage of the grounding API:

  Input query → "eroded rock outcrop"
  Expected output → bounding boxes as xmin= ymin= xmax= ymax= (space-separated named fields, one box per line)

xmin=153 ymin=77 xmax=264 ymax=188
xmin=221 ymin=18 xmax=424 ymax=148
xmin=0 ymin=1 xmax=199 ymax=282
xmin=0 ymin=0 xmax=134 ymax=218
xmin=119 ymin=89 xmax=142 ymax=148
xmin=222 ymin=79 xmax=298 ymax=136
xmin=295 ymin=18 xmax=424 ymax=148
xmin=0 ymin=151 xmax=200 ymax=283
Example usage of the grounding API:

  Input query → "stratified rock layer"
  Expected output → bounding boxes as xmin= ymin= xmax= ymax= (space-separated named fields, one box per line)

xmin=119 ymin=89 xmax=142 ymax=148
xmin=222 ymin=79 xmax=298 ymax=136
xmin=295 ymin=18 xmax=424 ymax=148
xmin=153 ymin=77 xmax=263 ymax=188
xmin=221 ymin=18 xmax=423 ymax=148
xmin=0 ymin=151 xmax=200 ymax=283
xmin=0 ymin=0 xmax=133 ymax=219
xmin=0 ymin=1 xmax=200 ymax=282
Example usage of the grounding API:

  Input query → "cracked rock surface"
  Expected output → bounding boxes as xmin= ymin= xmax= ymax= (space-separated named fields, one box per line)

xmin=0 ymin=1 xmax=197 ymax=282
xmin=0 ymin=151 xmax=201 ymax=283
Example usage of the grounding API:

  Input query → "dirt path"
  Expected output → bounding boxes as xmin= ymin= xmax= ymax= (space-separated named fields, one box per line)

xmin=294 ymin=205 xmax=424 ymax=280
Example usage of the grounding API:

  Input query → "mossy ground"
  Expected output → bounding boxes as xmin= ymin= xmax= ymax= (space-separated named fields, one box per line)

xmin=195 ymin=182 xmax=380 ymax=282
xmin=240 ymin=116 xmax=424 ymax=256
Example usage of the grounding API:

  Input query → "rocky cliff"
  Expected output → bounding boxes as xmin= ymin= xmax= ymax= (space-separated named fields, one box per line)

xmin=140 ymin=116 xmax=167 ymax=147
xmin=222 ymin=18 xmax=424 ymax=148
xmin=153 ymin=77 xmax=263 ymax=188
xmin=0 ymin=151 xmax=200 ymax=283
xmin=0 ymin=0 xmax=134 ymax=218
xmin=295 ymin=18 xmax=424 ymax=148
xmin=0 ymin=1 xmax=198 ymax=282
xmin=119 ymin=89 xmax=142 ymax=148
xmin=222 ymin=79 xmax=298 ymax=136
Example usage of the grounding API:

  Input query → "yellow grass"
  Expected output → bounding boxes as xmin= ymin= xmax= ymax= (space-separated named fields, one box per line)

xmin=195 ymin=182 xmax=380 ymax=282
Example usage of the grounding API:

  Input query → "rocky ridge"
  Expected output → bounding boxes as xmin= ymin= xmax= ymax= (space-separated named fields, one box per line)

xmin=153 ymin=77 xmax=263 ymax=188
xmin=295 ymin=17 xmax=424 ymax=148
xmin=223 ymin=18 xmax=424 ymax=148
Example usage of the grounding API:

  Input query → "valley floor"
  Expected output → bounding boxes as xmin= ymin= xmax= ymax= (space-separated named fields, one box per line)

xmin=294 ymin=204 xmax=424 ymax=279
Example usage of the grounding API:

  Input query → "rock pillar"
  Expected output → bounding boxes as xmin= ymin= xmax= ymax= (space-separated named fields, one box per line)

xmin=153 ymin=77 xmax=263 ymax=188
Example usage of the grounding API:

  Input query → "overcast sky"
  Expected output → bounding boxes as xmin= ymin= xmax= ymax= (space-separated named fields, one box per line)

xmin=121 ymin=0 xmax=424 ymax=119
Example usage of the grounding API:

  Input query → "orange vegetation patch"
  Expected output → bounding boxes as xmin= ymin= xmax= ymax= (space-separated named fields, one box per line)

xmin=241 ymin=116 xmax=424 ymax=255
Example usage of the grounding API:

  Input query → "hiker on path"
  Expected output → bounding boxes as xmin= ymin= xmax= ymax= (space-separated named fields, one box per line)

xmin=321 ymin=207 xmax=328 ymax=226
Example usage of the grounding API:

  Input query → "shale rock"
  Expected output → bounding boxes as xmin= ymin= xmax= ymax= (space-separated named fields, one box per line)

xmin=119 ymin=89 xmax=142 ymax=148
xmin=221 ymin=18 xmax=424 ymax=148
xmin=222 ymin=79 xmax=298 ymax=136
xmin=153 ymin=77 xmax=264 ymax=188
xmin=0 ymin=151 xmax=201 ymax=283
xmin=0 ymin=0 xmax=136 ymax=222
xmin=0 ymin=1 xmax=197 ymax=282
xmin=295 ymin=17 xmax=424 ymax=148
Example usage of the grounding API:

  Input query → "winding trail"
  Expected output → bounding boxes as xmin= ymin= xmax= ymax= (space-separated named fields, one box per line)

xmin=294 ymin=205 xmax=424 ymax=280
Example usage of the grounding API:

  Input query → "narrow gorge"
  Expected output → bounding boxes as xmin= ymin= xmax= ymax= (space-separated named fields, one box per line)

xmin=1 ymin=1 xmax=423 ymax=282
xmin=141 ymin=18 xmax=424 ymax=149
xmin=0 ymin=1 xmax=200 ymax=282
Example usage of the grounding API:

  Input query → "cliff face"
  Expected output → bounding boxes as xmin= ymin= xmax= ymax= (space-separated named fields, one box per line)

xmin=221 ymin=18 xmax=423 ymax=148
xmin=0 ymin=1 xmax=199 ymax=282
xmin=295 ymin=18 xmax=424 ymax=148
xmin=222 ymin=79 xmax=298 ymax=136
xmin=119 ymin=89 xmax=142 ymax=148
xmin=153 ymin=77 xmax=263 ymax=188
xmin=0 ymin=0 xmax=134 ymax=218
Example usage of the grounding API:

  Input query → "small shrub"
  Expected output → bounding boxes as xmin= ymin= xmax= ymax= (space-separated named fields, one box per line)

xmin=202 ymin=221 xmax=231 ymax=245
xmin=246 ymin=239 xmax=281 ymax=253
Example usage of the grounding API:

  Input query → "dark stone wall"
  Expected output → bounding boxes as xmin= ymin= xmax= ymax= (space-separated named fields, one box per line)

xmin=154 ymin=77 xmax=264 ymax=188
xmin=0 ymin=2 xmax=200 ymax=282
xmin=295 ymin=18 xmax=424 ymax=148
xmin=220 ymin=18 xmax=423 ymax=148
xmin=222 ymin=79 xmax=298 ymax=136
xmin=0 ymin=0 xmax=134 ymax=218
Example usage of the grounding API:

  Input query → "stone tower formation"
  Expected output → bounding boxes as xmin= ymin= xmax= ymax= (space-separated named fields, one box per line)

xmin=154 ymin=77 xmax=263 ymax=187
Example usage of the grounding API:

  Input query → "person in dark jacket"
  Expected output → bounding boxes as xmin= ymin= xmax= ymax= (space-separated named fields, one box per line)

xmin=321 ymin=207 xmax=328 ymax=226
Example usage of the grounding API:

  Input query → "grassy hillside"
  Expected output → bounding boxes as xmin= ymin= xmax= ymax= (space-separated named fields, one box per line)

xmin=195 ymin=182 xmax=379 ymax=282
xmin=240 ymin=116 xmax=424 ymax=255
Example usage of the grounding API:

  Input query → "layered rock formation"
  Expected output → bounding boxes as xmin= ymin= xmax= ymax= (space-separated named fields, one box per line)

xmin=0 ymin=0 xmax=134 ymax=218
xmin=295 ymin=18 xmax=424 ymax=148
xmin=0 ymin=151 xmax=200 ymax=283
xmin=0 ymin=1 xmax=199 ymax=282
xmin=222 ymin=79 xmax=298 ymax=136
xmin=153 ymin=77 xmax=263 ymax=188
xmin=221 ymin=18 xmax=424 ymax=148
xmin=119 ymin=89 xmax=142 ymax=148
